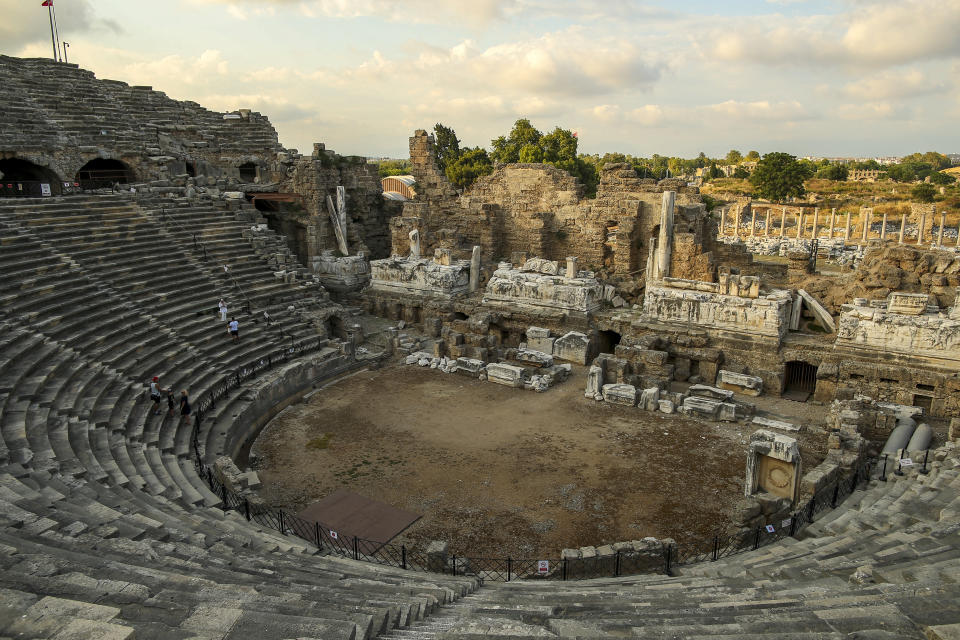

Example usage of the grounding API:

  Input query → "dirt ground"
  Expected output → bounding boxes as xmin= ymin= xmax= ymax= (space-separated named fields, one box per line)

xmin=249 ymin=363 xmax=828 ymax=559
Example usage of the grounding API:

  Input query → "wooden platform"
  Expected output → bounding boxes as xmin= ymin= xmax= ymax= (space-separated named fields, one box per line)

xmin=297 ymin=489 xmax=421 ymax=544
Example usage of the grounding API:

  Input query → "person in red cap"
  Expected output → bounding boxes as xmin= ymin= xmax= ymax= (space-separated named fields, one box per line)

xmin=149 ymin=377 xmax=162 ymax=415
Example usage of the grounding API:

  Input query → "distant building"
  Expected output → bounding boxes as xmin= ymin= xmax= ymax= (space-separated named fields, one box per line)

xmin=381 ymin=175 xmax=416 ymax=200
xmin=848 ymin=170 xmax=885 ymax=182
xmin=948 ymin=154 xmax=960 ymax=166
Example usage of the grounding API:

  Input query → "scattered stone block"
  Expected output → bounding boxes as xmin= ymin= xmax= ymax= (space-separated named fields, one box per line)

xmin=681 ymin=395 xmax=723 ymax=419
xmin=658 ymin=399 xmax=675 ymax=414
xmin=688 ymin=384 xmax=735 ymax=401
xmin=553 ymin=331 xmax=590 ymax=365
xmin=602 ymin=384 xmax=637 ymax=406
xmin=752 ymin=416 xmax=800 ymax=432
xmin=514 ymin=348 xmax=553 ymax=368
xmin=526 ymin=326 xmax=555 ymax=354
xmin=486 ymin=363 xmax=525 ymax=388
xmin=716 ymin=370 xmax=763 ymax=396
xmin=639 ymin=387 xmax=660 ymax=411
xmin=454 ymin=357 xmax=485 ymax=377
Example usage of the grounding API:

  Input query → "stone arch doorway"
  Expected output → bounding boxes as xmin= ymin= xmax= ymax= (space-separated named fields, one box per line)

xmin=596 ymin=330 xmax=621 ymax=355
xmin=238 ymin=162 xmax=257 ymax=182
xmin=0 ymin=158 xmax=63 ymax=196
xmin=75 ymin=158 xmax=136 ymax=188
xmin=783 ymin=360 xmax=817 ymax=401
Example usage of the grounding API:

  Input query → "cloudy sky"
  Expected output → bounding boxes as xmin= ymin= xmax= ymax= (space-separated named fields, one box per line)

xmin=3 ymin=0 xmax=959 ymax=159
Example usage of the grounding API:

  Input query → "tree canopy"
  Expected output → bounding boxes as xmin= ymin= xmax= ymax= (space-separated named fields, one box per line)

xmin=749 ymin=152 xmax=808 ymax=201
xmin=445 ymin=146 xmax=493 ymax=190
xmin=725 ymin=149 xmax=743 ymax=165
xmin=433 ymin=123 xmax=460 ymax=172
xmin=912 ymin=182 xmax=937 ymax=203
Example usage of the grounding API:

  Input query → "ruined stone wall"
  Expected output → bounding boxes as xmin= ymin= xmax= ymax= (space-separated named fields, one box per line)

xmin=283 ymin=145 xmax=391 ymax=260
xmin=0 ymin=55 xmax=283 ymax=188
xmin=393 ymin=132 xmax=704 ymax=276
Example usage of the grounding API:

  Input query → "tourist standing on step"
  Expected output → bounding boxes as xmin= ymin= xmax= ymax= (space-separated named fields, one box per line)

xmin=228 ymin=318 xmax=240 ymax=343
xmin=150 ymin=377 xmax=162 ymax=415
xmin=180 ymin=390 xmax=191 ymax=426
xmin=166 ymin=388 xmax=176 ymax=418
xmin=218 ymin=298 xmax=228 ymax=322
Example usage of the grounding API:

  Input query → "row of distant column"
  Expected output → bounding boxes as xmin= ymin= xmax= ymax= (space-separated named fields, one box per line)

xmin=718 ymin=207 xmax=957 ymax=247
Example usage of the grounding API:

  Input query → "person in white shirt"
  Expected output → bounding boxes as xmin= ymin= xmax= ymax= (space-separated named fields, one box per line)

xmin=149 ymin=376 xmax=162 ymax=415
xmin=218 ymin=299 xmax=228 ymax=321
xmin=228 ymin=318 xmax=240 ymax=343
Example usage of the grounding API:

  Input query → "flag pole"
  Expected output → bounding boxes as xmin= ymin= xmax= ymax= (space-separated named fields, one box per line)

xmin=52 ymin=2 xmax=63 ymax=63
xmin=48 ymin=3 xmax=59 ymax=61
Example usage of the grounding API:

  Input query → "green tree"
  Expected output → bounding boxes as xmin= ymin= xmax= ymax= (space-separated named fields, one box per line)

xmin=912 ymin=182 xmax=937 ymax=203
xmin=901 ymin=152 xmax=950 ymax=171
xmin=490 ymin=118 xmax=542 ymax=164
xmin=732 ymin=166 xmax=750 ymax=179
xmin=745 ymin=150 xmax=761 ymax=161
xmin=816 ymin=163 xmax=849 ymax=181
xmin=706 ymin=163 xmax=723 ymax=180
xmin=749 ymin=152 xmax=808 ymax=201
xmin=444 ymin=147 xmax=493 ymax=190
xmin=433 ymin=123 xmax=460 ymax=172
xmin=725 ymin=149 xmax=743 ymax=165
xmin=929 ymin=171 xmax=957 ymax=185
xmin=378 ymin=159 xmax=410 ymax=178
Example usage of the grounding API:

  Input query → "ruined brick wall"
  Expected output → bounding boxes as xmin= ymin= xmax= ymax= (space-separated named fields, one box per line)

xmin=393 ymin=134 xmax=705 ymax=276
xmin=283 ymin=144 xmax=391 ymax=260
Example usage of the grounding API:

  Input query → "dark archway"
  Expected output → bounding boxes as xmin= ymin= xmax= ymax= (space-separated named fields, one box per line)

xmin=75 ymin=158 xmax=135 ymax=188
xmin=597 ymin=330 xmax=622 ymax=355
xmin=0 ymin=158 xmax=63 ymax=196
xmin=239 ymin=162 xmax=257 ymax=182
xmin=185 ymin=160 xmax=196 ymax=178
xmin=784 ymin=360 xmax=817 ymax=401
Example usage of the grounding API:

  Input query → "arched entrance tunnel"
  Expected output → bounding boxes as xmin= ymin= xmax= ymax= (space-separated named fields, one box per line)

xmin=597 ymin=330 xmax=622 ymax=355
xmin=783 ymin=360 xmax=817 ymax=401
xmin=76 ymin=158 xmax=136 ymax=188
xmin=0 ymin=158 xmax=63 ymax=196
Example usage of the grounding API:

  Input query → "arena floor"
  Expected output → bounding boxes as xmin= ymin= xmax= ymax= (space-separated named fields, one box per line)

xmin=253 ymin=364 xmax=789 ymax=558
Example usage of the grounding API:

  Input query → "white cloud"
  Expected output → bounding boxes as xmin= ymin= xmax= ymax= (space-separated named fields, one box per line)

xmin=0 ymin=0 xmax=120 ymax=51
xmin=842 ymin=69 xmax=946 ymax=100
xmin=706 ymin=99 xmax=813 ymax=122
xmin=706 ymin=0 xmax=960 ymax=68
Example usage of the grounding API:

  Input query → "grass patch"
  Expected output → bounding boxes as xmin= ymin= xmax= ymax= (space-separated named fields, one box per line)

xmin=306 ymin=433 xmax=334 ymax=450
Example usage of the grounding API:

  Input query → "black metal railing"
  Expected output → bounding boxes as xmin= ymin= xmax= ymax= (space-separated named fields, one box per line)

xmin=187 ymin=368 xmax=888 ymax=584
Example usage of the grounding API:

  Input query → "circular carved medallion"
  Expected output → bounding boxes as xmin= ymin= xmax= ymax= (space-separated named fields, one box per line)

xmin=768 ymin=466 xmax=791 ymax=489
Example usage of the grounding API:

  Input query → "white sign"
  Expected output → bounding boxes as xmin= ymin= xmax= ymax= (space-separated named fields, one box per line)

xmin=900 ymin=458 xmax=913 ymax=466
xmin=537 ymin=560 xmax=549 ymax=574
xmin=781 ymin=518 xmax=792 ymax=529
xmin=765 ymin=525 xmax=776 ymax=533
xmin=40 ymin=183 xmax=51 ymax=196
xmin=329 ymin=530 xmax=338 ymax=540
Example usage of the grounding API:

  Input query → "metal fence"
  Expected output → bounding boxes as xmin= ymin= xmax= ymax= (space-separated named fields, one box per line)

xmin=188 ymin=365 xmax=892 ymax=583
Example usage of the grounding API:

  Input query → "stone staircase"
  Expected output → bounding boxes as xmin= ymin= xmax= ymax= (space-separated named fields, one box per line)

xmin=0 ymin=193 xmax=481 ymax=638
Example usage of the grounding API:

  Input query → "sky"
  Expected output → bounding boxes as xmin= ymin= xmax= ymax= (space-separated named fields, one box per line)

xmin=2 ymin=0 xmax=959 ymax=159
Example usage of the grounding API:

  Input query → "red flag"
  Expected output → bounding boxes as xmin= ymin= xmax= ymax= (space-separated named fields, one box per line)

xmin=41 ymin=0 xmax=53 ymax=6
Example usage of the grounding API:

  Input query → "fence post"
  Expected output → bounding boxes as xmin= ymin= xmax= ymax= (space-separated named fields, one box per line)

xmin=789 ymin=513 xmax=798 ymax=537
xmin=277 ymin=509 xmax=284 ymax=534
xmin=401 ymin=545 xmax=407 ymax=570
xmin=807 ymin=496 xmax=816 ymax=523
xmin=206 ymin=468 xmax=214 ymax=491
xmin=452 ymin=554 xmax=457 ymax=576
xmin=712 ymin=536 xmax=720 ymax=561
xmin=615 ymin=550 xmax=621 ymax=578
xmin=314 ymin=521 xmax=321 ymax=549
xmin=664 ymin=544 xmax=673 ymax=576
xmin=919 ymin=449 xmax=930 ymax=475
xmin=353 ymin=536 xmax=359 ymax=560
xmin=562 ymin=558 xmax=567 ymax=581
xmin=831 ymin=481 xmax=840 ymax=508
xmin=879 ymin=454 xmax=888 ymax=482
xmin=507 ymin=557 xmax=512 ymax=582
xmin=753 ymin=526 xmax=762 ymax=550
xmin=220 ymin=483 xmax=228 ymax=512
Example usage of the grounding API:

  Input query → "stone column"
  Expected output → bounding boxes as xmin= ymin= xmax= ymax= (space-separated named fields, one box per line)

xmin=880 ymin=211 xmax=888 ymax=240
xmin=861 ymin=210 xmax=870 ymax=242
xmin=565 ymin=256 xmax=578 ymax=279
xmin=918 ymin=211 xmax=926 ymax=245
xmin=719 ymin=208 xmax=726 ymax=237
xmin=750 ymin=209 xmax=757 ymax=237
xmin=812 ymin=208 xmax=819 ymax=239
xmin=956 ymin=222 xmax=960 ymax=247
xmin=657 ymin=191 xmax=675 ymax=279
xmin=780 ymin=207 xmax=786 ymax=238
xmin=844 ymin=212 xmax=851 ymax=242
xmin=938 ymin=211 xmax=945 ymax=247
xmin=828 ymin=208 xmax=836 ymax=239
xmin=898 ymin=215 xmax=906 ymax=244
xmin=409 ymin=229 xmax=421 ymax=259
xmin=796 ymin=212 xmax=803 ymax=239
xmin=469 ymin=245 xmax=481 ymax=292
xmin=764 ymin=209 xmax=771 ymax=237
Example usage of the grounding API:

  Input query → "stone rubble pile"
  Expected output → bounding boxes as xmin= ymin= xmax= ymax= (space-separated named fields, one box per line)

xmin=404 ymin=351 xmax=571 ymax=393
